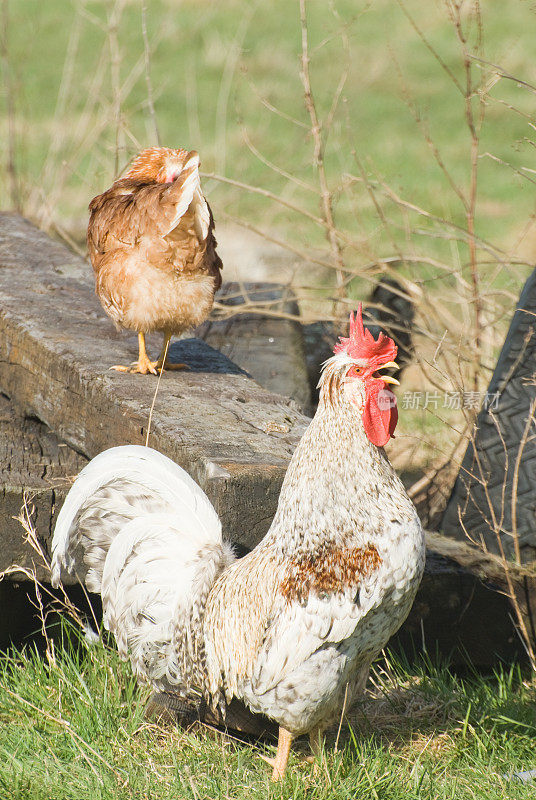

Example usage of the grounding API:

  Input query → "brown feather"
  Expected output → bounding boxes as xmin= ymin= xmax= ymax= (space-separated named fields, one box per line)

xmin=280 ymin=544 xmax=381 ymax=603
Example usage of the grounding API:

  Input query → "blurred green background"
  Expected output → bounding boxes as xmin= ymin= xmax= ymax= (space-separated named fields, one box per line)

xmin=2 ymin=0 xmax=534 ymax=261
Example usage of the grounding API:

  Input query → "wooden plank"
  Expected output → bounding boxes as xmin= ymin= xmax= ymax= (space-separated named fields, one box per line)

xmin=0 ymin=393 xmax=87 ymax=582
xmin=1 ymin=542 xmax=523 ymax=667
xmin=0 ymin=213 xmax=309 ymax=547
xmin=0 ymin=213 xmax=523 ymax=665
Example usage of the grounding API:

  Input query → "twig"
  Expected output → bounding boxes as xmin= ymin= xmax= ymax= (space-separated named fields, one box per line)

xmin=449 ymin=0 xmax=486 ymax=390
xmin=375 ymin=179 xmax=508 ymax=264
xmin=482 ymin=151 xmax=536 ymax=187
xmin=253 ymin=91 xmax=309 ymax=129
xmin=470 ymin=55 xmax=536 ymax=95
xmin=202 ymin=171 xmax=327 ymax=228
xmin=396 ymin=0 xmax=463 ymax=94
xmin=145 ymin=337 xmax=170 ymax=446
xmin=241 ymin=128 xmax=318 ymax=194
xmin=334 ymin=682 xmax=349 ymax=753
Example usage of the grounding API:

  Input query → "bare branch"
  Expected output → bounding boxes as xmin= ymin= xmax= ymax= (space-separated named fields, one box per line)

xmin=299 ymin=0 xmax=346 ymax=306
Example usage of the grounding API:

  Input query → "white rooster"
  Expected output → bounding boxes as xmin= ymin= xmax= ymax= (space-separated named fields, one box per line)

xmin=51 ymin=306 xmax=425 ymax=780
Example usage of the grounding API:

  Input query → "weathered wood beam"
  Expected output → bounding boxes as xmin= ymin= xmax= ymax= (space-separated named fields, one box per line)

xmin=198 ymin=282 xmax=312 ymax=414
xmin=0 ymin=213 xmax=308 ymax=547
xmin=0 ymin=394 xmax=87 ymax=583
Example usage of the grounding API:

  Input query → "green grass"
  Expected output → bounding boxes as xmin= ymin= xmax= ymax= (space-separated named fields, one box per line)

xmin=1 ymin=619 xmax=535 ymax=799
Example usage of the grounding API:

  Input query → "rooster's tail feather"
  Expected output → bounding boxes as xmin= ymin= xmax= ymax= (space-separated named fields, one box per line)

xmin=51 ymin=445 xmax=234 ymax=690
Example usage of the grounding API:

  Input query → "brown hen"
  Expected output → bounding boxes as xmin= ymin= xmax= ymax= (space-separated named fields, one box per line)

xmin=87 ymin=146 xmax=222 ymax=374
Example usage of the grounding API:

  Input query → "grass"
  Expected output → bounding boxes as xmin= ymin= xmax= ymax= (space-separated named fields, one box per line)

xmin=1 ymin=619 xmax=535 ymax=799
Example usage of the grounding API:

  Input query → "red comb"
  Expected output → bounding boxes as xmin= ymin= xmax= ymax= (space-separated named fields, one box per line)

xmin=334 ymin=304 xmax=397 ymax=365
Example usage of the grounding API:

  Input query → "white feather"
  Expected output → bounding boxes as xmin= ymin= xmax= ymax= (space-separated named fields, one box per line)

xmin=51 ymin=444 xmax=221 ymax=585
xmin=51 ymin=445 xmax=233 ymax=689
xmin=164 ymin=154 xmax=203 ymax=235
xmin=251 ymin=590 xmax=360 ymax=696
xmin=193 ymin=187 xmax=210 ymax=240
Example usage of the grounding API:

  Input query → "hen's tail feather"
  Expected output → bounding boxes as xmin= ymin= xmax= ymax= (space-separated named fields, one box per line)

xmin=51 ymin=445 xmax=235 ymax=692
xmin=163 ymin=153 xmax=209 ymax=239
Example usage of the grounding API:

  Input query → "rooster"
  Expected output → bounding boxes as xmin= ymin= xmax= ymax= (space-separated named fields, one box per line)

xmin=87 ymin=146 xmax=222 ymax=374
xmin=51 ymin=306 xmax=424 ymax=780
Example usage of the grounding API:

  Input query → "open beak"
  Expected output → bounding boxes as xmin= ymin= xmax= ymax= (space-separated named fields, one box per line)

xmin=379 ymin=361 xmax=400 ymax=386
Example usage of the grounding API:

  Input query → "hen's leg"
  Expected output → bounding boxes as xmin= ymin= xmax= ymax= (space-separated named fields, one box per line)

xmin=111 ymin=333 xmax=158 ymax=375
xmin=261 ymin=726 xmax=293 ymax=781
xmin=155 ymin=333 xmax=188 ymax=371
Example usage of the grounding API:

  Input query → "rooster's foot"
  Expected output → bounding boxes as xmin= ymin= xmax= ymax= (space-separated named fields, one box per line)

xmin=259 ymin=754 xmax=286 ymax=781
xmin=261 ymin=726 xmax=293 ymax=781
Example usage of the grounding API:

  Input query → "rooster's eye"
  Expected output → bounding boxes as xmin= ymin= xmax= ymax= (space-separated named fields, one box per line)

xmin=348 ymin=365 xmax=363 ymax=377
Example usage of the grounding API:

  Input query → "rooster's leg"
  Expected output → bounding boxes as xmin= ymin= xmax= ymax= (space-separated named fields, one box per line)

xmin=303 ymin=725 xmax=325 ymax=774
xmin=155 ymin=333 xmax=188 ymax=371
xmin=111 ymin=333 xmax=159 ymax=375
xmin=261 ymin=726 xmax=293 ymax=781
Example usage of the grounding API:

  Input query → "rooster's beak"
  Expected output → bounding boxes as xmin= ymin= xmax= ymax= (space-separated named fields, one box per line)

xmin=379 ymin=361 xmax=400 ymax=386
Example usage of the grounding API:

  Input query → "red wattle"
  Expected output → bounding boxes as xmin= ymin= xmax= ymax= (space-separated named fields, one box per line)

xmin=362 ymin=381 xmax=398 ymax=447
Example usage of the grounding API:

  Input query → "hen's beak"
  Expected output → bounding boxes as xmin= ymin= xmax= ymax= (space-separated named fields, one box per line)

xmin=379 ymin=361 xmax=400 ymax=386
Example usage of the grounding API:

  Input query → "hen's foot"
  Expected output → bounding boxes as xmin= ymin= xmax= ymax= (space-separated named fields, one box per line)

xmin=110 ymin=355 xmax=158 ymax=375
xmin=110 ymin=333 xmax=190 ymax=375
xmin=110 ymin=359 xmax=189 ymax=374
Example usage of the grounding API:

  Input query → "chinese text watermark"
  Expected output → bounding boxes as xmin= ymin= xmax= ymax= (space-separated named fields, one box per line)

xmin=400 ymin=391 xmax=500 ymax=411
